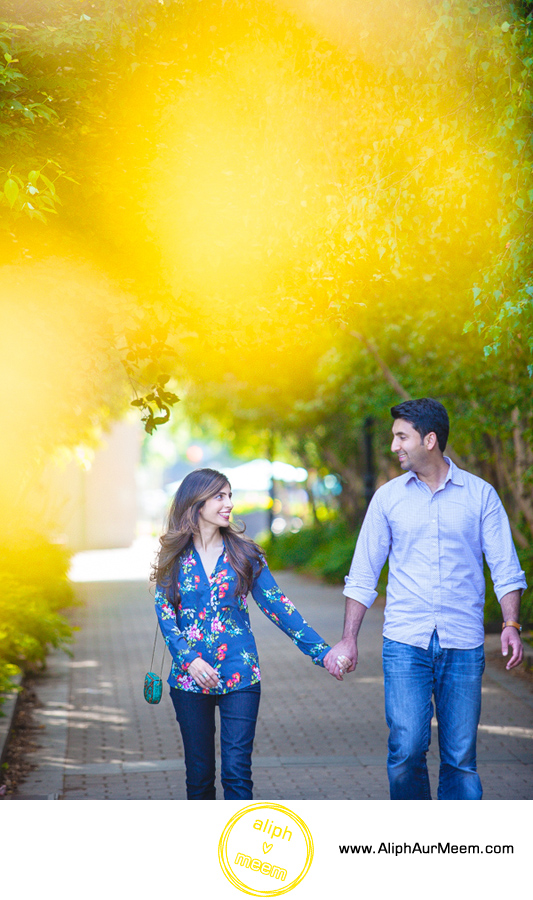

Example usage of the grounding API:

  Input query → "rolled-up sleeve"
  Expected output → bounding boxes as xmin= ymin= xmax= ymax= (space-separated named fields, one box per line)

xmin=481 ymin=487 xmax=527 ymax=601
xmin=343 ymin=490 xmax=391 ymax=607
xmin=251 ymin=564 xmax=330 ymax=666
xmin=155 ymin=585 xmax=199 ymax=669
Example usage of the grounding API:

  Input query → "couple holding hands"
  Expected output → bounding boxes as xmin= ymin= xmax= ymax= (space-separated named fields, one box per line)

xmin=153 ymin=399 xmax=526 ymax=801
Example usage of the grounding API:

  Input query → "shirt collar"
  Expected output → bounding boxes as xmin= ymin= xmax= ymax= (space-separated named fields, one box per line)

xmin=445 ymin=456 xmax=464 ymax=486
xmin=405 ymin=456 xmax=464 ymax=489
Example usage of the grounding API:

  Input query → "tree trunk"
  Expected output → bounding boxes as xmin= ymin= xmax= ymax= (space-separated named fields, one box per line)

xmin=486 ymin=426 xmax=532 ymax=549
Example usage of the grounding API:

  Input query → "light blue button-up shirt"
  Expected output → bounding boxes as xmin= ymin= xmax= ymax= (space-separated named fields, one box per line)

xmin=343 ymin=458 xmax=527 ymax=649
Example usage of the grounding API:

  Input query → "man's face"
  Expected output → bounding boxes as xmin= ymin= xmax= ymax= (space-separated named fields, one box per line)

xmin=391 ymin=418 xmax=430 ymax=472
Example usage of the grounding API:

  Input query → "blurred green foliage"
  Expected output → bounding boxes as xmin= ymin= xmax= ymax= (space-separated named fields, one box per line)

xmin=264 ymin=520 xmax=388 ymax=590
xmin=484 ymin=547 xmax=533 ymax=624
xmin=0 ymin=535 xmax=74 ymax=708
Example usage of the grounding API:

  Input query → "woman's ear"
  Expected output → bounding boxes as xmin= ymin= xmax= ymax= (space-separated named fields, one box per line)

xmin=191 ymin=501 xmax=204 ymax=527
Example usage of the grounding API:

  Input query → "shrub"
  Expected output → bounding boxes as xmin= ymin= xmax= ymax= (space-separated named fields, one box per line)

xmin=263 ymin=527 xmax=328 ymax=571
xmin=264 ymin=521 xmax=371 ymax=586
xmin=484 ymin=546 xmax=533 ymax=627
xmin=0 ymin=534 xmax=75 ymax=712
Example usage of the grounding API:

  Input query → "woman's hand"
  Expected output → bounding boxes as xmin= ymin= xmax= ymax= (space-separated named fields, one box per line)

xmin=324 ymin=639 xmax=357 ymax=680
xmin=188 ymin=657 xmax=221 ymax=690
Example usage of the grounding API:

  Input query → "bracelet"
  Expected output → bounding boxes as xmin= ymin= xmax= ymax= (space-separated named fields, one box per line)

xmin=502 ymin=620 xmax=522 ymax=634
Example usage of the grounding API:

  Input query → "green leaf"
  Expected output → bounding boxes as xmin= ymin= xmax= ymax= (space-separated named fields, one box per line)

xmin=38 ymin=173 xmax=57 ymax=196
xmin=3 ymin=178 xmax=19 ymax=208
xmin=152 ymin=409 xmax=171 ymax=427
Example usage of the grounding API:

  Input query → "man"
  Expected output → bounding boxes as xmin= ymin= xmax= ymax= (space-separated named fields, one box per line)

xmin=325 ymin=398 xmax=526 ymax=800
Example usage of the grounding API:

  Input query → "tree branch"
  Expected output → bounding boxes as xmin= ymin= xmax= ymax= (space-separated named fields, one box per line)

xmin=350 ymin=330 xmax=467 ymax=470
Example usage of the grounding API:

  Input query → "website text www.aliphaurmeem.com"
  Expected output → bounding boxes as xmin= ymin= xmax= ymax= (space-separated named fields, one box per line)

xmin=339 ymin=843 xmax=513 ymax=857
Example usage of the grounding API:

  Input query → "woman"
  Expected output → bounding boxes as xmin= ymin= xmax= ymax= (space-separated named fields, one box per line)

xmin=152 ymin=467 xmax=331 ymax=800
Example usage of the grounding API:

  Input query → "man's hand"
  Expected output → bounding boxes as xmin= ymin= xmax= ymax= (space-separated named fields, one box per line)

xmin=500 ymin=591 xmax=524 ymax=670
xmin=324 ymin=639 xmax=358 ymax=681
xmin=501 ymin=627 xmax=523 ymax=670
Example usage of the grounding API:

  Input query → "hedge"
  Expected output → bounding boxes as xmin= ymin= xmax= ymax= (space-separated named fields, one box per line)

xmin=0 ymin=535 xmax=75 ymax=712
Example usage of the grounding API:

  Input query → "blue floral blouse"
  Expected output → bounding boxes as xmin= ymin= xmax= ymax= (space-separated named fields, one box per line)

xmin=155 ymin=543 xmax=330 ymax=694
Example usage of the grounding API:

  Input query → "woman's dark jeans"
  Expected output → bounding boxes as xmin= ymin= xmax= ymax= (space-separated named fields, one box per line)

xmin=170 ymin=685 xmax=261 ymax=800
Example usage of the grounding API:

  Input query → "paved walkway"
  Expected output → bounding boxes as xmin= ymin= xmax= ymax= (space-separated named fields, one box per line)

xmin=11 ymin=549 xmax=533 ymax=800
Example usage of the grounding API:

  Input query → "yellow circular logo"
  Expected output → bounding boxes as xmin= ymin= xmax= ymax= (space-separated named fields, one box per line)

xmin=218 ymin=802 xmax=314 ymax=896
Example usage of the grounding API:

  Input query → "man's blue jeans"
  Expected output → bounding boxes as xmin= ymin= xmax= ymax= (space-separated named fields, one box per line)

xmin=382 ymin=632 xmax=485 ymax=800
xmin=170 ymin=685 xmax=260 ymax=800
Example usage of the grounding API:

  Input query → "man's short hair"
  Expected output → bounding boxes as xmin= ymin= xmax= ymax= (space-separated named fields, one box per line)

xmin=390 ymin=398 xmax=449 ymax=452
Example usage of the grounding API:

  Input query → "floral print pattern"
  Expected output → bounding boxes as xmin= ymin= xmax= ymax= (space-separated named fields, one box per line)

xmin=155 ymin=543 xmax=329 ymax=694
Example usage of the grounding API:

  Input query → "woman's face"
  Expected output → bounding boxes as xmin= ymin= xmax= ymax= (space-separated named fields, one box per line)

xmin=198 ymin=483 xmax=234 ymax=529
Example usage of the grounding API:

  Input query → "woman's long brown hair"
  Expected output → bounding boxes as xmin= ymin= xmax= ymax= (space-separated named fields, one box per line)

xmin=151 ymin=468 xmax=264 ymax=604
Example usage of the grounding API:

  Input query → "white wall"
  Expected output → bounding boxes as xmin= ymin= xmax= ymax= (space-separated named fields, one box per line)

xmin=48 ymin=421 xmax=142 ymax=551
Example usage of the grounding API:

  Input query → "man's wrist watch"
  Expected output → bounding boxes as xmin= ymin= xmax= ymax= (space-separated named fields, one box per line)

xmin=502 ymin=620 xmax=522 ymax=633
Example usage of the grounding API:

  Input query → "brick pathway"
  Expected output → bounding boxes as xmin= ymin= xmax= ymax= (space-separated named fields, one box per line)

xmin=12 ymin=557 xmax=533 ymax=800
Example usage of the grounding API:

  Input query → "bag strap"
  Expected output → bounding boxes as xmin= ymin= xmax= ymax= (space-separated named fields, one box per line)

xmin=150 ymin=624 xmax=166 ymax=676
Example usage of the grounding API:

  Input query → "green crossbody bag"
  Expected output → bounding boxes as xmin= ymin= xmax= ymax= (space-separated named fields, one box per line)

xmin=143 ymin=625 xmax=166 ymax=704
